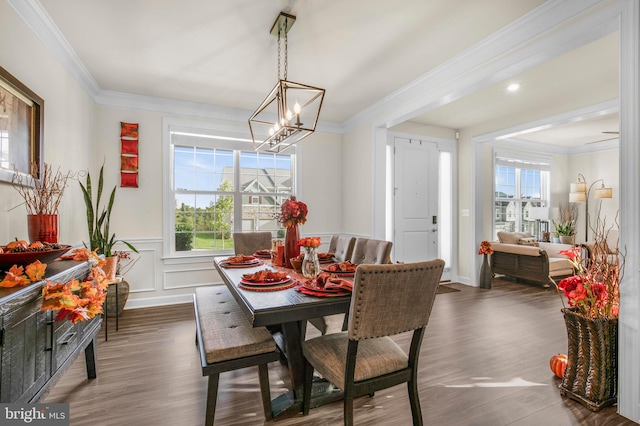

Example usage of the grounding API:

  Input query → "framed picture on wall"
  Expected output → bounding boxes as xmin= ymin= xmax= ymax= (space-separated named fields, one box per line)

xmin=0 ymin=65 xmax=44 ymax=185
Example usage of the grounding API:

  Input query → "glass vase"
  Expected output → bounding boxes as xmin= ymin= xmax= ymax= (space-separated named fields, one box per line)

xmin=301 ymin=246 xmax=321 ymax=279
xmin=284 ymin=224 xmax=300 ymax=268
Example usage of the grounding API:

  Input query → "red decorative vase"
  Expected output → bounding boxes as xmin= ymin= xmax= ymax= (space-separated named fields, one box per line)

xmin=284 ymin=224 xmax=300 ymax=268
xmin=27 ymin=214 xmax=59 ymax=243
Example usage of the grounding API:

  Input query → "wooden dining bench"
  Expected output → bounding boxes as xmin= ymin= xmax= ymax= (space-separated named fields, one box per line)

xmin=193 ymin=286 xmax=280 ymax=425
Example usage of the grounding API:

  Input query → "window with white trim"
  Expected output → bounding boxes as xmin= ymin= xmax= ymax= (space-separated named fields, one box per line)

xmin=494 ymin=151 xmax=550 ymax=240
xmin=166 ymin=126 xmax=294 ymax=256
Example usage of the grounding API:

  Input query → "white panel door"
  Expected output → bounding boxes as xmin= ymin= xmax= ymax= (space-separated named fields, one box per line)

xmin=394 ymin=137 xmax=439 ymax=264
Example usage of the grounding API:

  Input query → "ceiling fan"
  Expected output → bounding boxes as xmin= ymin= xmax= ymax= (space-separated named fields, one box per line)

xmin=585 ymin=130 xmax=619 ymax=145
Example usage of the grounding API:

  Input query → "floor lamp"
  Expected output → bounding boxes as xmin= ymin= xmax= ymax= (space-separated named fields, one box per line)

xmin=569 ymin=173 xmax=612 ymax=241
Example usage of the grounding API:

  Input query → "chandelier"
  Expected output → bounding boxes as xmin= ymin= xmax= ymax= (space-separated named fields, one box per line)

xmin=248 ymin=12 xmax=325 ymax=153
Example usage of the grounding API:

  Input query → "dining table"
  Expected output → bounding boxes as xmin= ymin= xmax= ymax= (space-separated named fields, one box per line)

xmin=213 ymin=255 xmax=353 ymax=420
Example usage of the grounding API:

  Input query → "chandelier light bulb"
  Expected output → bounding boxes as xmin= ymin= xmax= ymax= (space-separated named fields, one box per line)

xmin=269 ymin=128 xmax=275 ymax=136
xmin=286 ymin=110 xmax=292 ymax=120
xmin=294 ymin=102 xmax=301 ymax=114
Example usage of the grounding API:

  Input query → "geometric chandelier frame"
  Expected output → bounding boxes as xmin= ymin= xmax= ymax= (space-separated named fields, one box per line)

xmin=248 ymin=12 xmax=325 ymax=153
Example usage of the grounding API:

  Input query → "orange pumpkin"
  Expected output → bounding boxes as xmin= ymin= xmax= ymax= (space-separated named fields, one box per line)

xmin=6 ymin=239 xmax=28 ymax=252
xmin=550 ymin=353 xmax=568 ymax=378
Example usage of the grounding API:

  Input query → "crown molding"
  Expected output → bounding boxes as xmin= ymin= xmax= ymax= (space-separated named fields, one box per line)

xmin=491 ymin=137 xmax=619 ymax=156
xmin=474 ymin=99 xmax=618 ymax=139
xmin=472 ymin=100 xmax=619 ymax=155
xmin=95 ymin=90 xmax=344 ymax=134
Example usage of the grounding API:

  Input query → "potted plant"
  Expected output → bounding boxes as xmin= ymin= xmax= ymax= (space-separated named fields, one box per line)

xmin=553 ymin=220 xmax=575 ymax=244
xmin=80 ymin=164 xmax=137 ymax=279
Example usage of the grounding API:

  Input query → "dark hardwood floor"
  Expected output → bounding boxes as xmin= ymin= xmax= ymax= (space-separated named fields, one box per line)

xmin=44 ymin=278 xmax=635 ymax=426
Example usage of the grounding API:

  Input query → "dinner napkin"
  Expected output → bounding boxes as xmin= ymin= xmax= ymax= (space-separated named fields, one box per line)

xmin=316 ymin=272 xmax=353 ymax=292
xmin=324 ymin=278 xmax=353 ymax=292
xmin=226 ymin=255 xmax=257 ymax=264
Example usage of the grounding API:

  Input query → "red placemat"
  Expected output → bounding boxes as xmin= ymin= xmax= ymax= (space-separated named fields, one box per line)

xmin=239 ymin=280 xmax=297 ymax=292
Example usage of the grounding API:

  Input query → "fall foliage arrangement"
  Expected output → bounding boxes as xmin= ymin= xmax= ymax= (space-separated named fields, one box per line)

xmin=277 ymin=197 xmax=308 ymax=228
xmin=1 ymin=247 xmax=111 ymax=323
xmin=40 ymin=248 xmax=110 ymax=323
xmin=554 ymin=218 xmax=622 ymax=318
xmin=478 ymin=240 xmax=494 ymax=255
xmin=298 ymin=237 xmax=321 ymax=248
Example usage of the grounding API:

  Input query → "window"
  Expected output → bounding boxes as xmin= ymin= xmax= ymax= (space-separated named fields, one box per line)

xmin=165 ymin=123 xmax=295 ymax=257
xmin=494 ymin=151 xmax=550 ymax=240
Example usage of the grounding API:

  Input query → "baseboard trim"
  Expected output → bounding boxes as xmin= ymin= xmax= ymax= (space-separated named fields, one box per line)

xmin=124 ymin=293 xmax=194 ymax=310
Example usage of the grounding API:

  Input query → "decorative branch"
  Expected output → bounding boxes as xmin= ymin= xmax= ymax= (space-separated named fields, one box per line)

xmin=12 ymin=163 xmax=73 ymax=215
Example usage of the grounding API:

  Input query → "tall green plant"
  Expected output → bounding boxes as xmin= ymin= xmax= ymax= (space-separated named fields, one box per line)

xmin=80 ymin=164 xmax=138 ymax=257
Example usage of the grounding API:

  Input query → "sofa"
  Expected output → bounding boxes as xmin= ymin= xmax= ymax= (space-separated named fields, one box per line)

xmin=490 ymin=232 xmax=575 ymax=287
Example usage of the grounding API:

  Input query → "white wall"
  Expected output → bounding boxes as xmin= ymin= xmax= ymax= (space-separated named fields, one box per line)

xmin=0 ymin=1 xmax=95 ymax=245
xmin=567 ymin=149 xmax=620 ymax=242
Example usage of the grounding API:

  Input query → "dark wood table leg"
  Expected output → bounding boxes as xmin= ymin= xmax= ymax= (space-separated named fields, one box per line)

xmin=115 ymin=283 xmax=119 ymax=331
xmin=84 ymin=337 xmax=98 ymax=379
xmin=282 ymin=320 xmax=307 ymax=396
xmin=270 ymin=320 xmax=306 ymax=419
xmin=270 ymin=320 xmax=342 ymax=420
xmin=104 ymin=299 xmax=108 ymax=342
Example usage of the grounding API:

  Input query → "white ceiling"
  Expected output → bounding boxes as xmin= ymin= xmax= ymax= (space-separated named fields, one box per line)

xmin=33 ymin=0 xmax=618 ymax=147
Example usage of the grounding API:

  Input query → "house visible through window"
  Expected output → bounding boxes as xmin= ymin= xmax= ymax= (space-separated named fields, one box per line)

xmin=168 ymin=128 xmax=294 ymax=256
xmin=494 ymin=151 xmax=550 ymax=240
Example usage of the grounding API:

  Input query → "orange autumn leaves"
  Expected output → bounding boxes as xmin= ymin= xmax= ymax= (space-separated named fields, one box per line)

xmin=1 ymin=247 xmax=110 ymax=323
xmin=0 ymin=260 xmax=47 ymax=287
xmin=41 ymin=277 xmax=107 ymax=323
xmin=40 ymin=248 xmax=109 ymax=323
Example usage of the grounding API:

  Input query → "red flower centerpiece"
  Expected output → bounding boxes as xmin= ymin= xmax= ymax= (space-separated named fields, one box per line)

xmin=277 ymin=197 xmax=308 ymax=228
xmin=277 ymin=197 xmax=308 ymax=268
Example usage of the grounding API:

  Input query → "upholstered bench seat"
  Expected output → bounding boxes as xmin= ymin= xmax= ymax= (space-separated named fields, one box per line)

xmin=194 ymin=286 xmax=280 ymax=424
xmin=195 ymin=286 xmax=276 ymax=364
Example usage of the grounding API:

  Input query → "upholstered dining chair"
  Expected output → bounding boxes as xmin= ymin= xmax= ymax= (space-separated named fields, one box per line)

xmin=233 ymin=231 xmax=272 ymax=256
xmin=310 ymin=237 xmax=392 ymax=335
xmin=350 ymin=237 xmax=393 ymax=265
xmin=302 ymin=259 xmax=445 ymax=426
xmin=328 ymin=234 xmax=356 ymax=262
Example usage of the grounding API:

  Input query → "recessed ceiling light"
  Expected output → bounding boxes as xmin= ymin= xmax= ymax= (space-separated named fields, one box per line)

xmin=507 ymin=83 xmax=520 ymax=92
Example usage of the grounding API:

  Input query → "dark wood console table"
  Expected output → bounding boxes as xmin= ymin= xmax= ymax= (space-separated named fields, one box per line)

xmin=0 ymin=259 xmax=102 ymax=402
